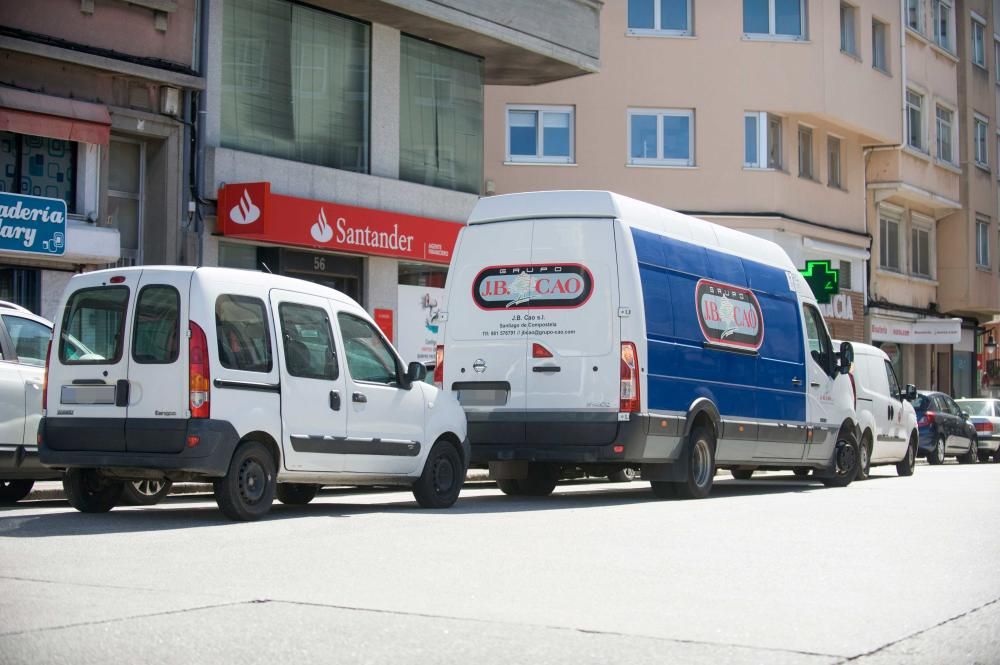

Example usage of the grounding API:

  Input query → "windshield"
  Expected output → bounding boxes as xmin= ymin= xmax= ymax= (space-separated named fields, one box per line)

xmin=957 ymin=399 xmax=992 ymax=416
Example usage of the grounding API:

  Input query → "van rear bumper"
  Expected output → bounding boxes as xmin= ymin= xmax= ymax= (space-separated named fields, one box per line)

xmin=38 ymin=418 xmax=239 ymax=477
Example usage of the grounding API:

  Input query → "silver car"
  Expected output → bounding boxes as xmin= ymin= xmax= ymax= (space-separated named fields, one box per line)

xmin=955 ymin=398 xmax=1000 ymax=463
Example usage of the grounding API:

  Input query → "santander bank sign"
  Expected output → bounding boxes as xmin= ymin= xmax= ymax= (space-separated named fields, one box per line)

xmin=217 ymin=182 xmax=460 ymax=264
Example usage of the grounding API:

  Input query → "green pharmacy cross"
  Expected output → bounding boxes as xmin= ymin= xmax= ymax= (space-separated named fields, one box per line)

xmin=799 ymin=260 xmax=840 ymax=304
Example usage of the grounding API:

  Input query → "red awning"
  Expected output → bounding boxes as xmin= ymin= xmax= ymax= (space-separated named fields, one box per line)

xmin=0 ymin=87 xmax=111 ymax=145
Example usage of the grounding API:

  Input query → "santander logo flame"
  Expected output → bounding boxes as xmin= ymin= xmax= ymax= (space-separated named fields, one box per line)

xmin=229 ymin=189 xmax=261 ymax=226
xmin=310 ymin=208 xmax=334 ymax=243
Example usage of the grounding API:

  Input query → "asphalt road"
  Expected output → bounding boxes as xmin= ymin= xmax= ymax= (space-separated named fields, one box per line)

xmin=1 ymin=461 xmax=998 ymax=665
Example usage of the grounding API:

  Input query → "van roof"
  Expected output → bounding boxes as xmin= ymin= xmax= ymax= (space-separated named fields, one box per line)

xmin=836 ymin=340 xmax=888 ymax=361
xmin=468 ymin=190 xmax=796 ymax=274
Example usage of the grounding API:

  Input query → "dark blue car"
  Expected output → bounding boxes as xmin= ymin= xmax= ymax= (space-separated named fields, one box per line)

xmin=913 ymin=391 xmax=978 ymax=465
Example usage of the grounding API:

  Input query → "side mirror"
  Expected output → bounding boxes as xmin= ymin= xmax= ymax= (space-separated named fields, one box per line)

xmin=837 ymin=341 xmax=854 ymax=375
xmin=904 ymin=384 xmax=917 ymax=401
xmin=961 ymin=410 xmax=970 ymax=421
xmin=405 ymin=361 xmax=427 ymax=387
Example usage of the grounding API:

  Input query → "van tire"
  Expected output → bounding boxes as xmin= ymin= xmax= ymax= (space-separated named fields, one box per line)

xmin=214 ymin=441 xmax=276 ymax=521
xmin=896 ymin=439 xmax=917 ymax=477
xmin=63 ymin=469 xmax=123 ymax=513
xmin=0 ymin=480 xmax=34 ymax=504
xmin=412 ymin=441 xmax=464 ymax=509
xmin=121 ymin=479 xmax=173 ymax=506
xmin=730 ymin=469 xmax=753 ymax=480
xmin=276 ymin=483 xmax=319 ymax=505
xmin=821 ymin=429 xmax=860 ymax=488
xmin=928 ymin=434 xmax=946 ymax=465
xmin=497 ymin=464 xmax=558 ymax=497
xmin=857 ymin=437 xmax=872 ymax=481
xmin=673 ymin=425 xmax=716 ymax=500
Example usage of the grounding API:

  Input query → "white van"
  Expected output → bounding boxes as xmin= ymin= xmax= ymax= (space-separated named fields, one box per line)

xmin=439 ymin=191 xmax=860 ymax=499
xmin=844 ymin=342 xmax=919 ymax=479
xmin=40 ymin=267 xmax=469 ymax=520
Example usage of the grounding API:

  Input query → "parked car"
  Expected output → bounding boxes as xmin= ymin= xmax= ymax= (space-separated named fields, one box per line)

xmin=954 ymin=398 xmax=1000 ymax=463
xmin=40 ymin=267 xmax=469 ymax=521
xmin=913 ymin=391 xmax=978 ymax=465
xmin=848 ymin=343 xmax=919 ymax=478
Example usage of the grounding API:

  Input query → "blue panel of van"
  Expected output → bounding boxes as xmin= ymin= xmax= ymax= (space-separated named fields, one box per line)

xmin=631 ymin=228 xmax=806 ymax=425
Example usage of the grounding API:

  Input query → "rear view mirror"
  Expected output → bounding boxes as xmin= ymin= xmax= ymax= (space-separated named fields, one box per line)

xmin=837 ymin=341 xmax=854 ymax=375
xmin=961 ymin=410 xmax=970 ymax=420
xmin=405 ymin=361 xmax=427 ymax=386
xmin=904 ymin=384 xmax=917 ymax=401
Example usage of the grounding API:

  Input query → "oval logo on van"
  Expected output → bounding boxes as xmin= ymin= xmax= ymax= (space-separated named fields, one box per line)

xmin=695 ymin=279 xmax=764 ymax=351
xmin=472 ymin=264 xmax=593 ymax=310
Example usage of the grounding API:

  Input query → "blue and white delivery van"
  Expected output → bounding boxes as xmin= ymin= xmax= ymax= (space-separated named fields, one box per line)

xmin=438 ymin=191 xmax=860 ymax=499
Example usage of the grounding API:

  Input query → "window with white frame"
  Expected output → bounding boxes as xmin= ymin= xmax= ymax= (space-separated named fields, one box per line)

xmin=973 ymin=17 xmax=987 ymax=67
xmin=977 ymin=216 xmax=991 ymax=267
xmin=932 ymin=0 xmax=953 ymax=51
xmin=995 ymin=39 xmax=1000 ymax=83
xmin=506 ymin=106 xmax=574 ymax=163
xmin=975 ymin=115 xmax=990 ymax=168
xmin=798 ymin=125 xmax=814 ymax=178
xmin=628 ymin=109 xmax=694 ymax=166
xmin=743 ymin=0 xmax=805 ymax=39
xmin=872 ymin=19 xmax=889 ymax=72
xmin=627 ymin=0 xmax=692 ymax=35
xmin=838 ymin=259 xmax=853 ymax=290
xmin=936 ymin=104 xmax=954 ymax=163
xmin=911 ymin=220 xmax=932 ymax=277
xmin=906 ymin=90 xmax=924 ymax=151
xmin=744 ymin=112 xmax=782 ymax=169
xmin=907 ymin=0 xmax=923 ymax=32
xmin=841 ymin=3 xmax=858 ymax=55
xmin=828 ymin=136 xmax=842 ymax=188
xmin=880 ymin=213 xmax=901 ymax=271
xmin=996 ymin=133 xmax=1000 ymax=177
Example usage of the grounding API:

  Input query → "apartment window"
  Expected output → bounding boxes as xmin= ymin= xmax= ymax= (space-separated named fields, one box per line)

xmin=0 ymin=131 xmax=77 ymax=212
xmin=880 ymin=215 xmax=901 ymax=271
xmin=221 ymin=0 xmax=371 ymax=172
xmin=744 ymin=112 xmax=782 ymax=169
xmin=973 ymin=17 xmax=987 ymax=67
xmin=936 ymin=105 xmax=954 ymax=163
xmin=628 ymin=109 xmax=694 ymax=166
xmin=907 ymin=0 xmax=923 ymax=32
xmin=506 ymin=106 xmax=574 ymax=163
xmin=839 ymin=260 xmax=853 ymax=290
xmin=995 ymin=40 xmax=1000 ymax=83
xmin=743 ymin=0 xmax=805 ymax=39
xmin=840 ymin=3 xmax=858 ymax=56
xmin=932 ymin=0 xmax=953 ymax=51
xmin=628 ymin=0 xmax=692 ymax=35
xmin=399 ymin=36 xmax=484 ymax=194
xmin=828 ymin=136 xmax=842 ymax=188
xmin=911 ymin=223 xmax=932 ymax=277
xmin=906 ymin=90 xmax=924 ymax=151
xmin=977 ymin=218 xmax=991 ymax=268
xmin=872 ymin=19 xmax=889 ymax=72
xmin=798 ymin=126 xmax=813 ymax=178
xmin=975 ymin=115 xmax=990 ymax=168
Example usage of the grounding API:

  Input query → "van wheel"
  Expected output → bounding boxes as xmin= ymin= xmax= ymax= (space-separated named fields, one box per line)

xmin=412 ymin=441 xmax=464 ymax=508
xmin=276 ymin=483 xmax=319 ymax=505
xmin=63 ymin=469 xmax=123 ymax=513
xmin=730 ymin=469 xmax=753 ymax=480
xmin=497 ymin=464 xmax=558 ymax=497
xmin=0 ymin=480 xmax=34 ymax=504
xmin=607 ymin=467 xmax=637 ymax=483
xmin=792 ymin=467 xmax=811 ymax=477
xmin=213 ymin=441 xmax=276 ymax=521
xmin=896 ymin=439 xmax=917 ymax=477
xmin=121 ymin=479 xmax=173 ymax=506
xmin=673 ymin=425 xmax=716 ymax=500
xmin=857 ymin=437 xmax=872 ymax=480
xmin=958 ymin=438 xmax=978 ymax=464
xmin=928 ymin=434 xmax=946 ymax=465
xmin=821 ymin=430 xmax=860 ymax=488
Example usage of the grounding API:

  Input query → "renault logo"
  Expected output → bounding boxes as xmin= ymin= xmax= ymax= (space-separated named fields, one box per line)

xmin=472 ymin=359 xmax=487 ymax=373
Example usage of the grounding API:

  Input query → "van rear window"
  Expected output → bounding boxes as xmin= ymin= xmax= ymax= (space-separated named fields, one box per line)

xmin=132 ymin=286 xmax=180 ymax=364
xmin=59 ymin=286 xmax=130 ymax=364
xmin=215 ymin=295 xmax=273 ymax=373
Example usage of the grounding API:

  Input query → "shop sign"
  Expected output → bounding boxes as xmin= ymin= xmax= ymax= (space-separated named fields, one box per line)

xmin=0 ymin=192 xmax=66 ymax=256
xmin=218 ymin=183 xmax=460 ymax=265
xmin=374 ymin=309 xmax=394 ymax=343
xmin=818 ymin=292 xmax=856 ymax=321
xmin=396 ymin=284 xmax=445 ymax=365
xmin=869 ymin=316 xmax=961 ymax=344
xmin=798 ymin=260 xmax=840 ymax=304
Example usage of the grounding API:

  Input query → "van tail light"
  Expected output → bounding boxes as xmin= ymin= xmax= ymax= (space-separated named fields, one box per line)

xmin=532 ymin=343 xmax=553 ymax=358
xmin=433 ymin=345 xmax=444 ymax=389
xmin=189 ymin=321 xmax=210 ymax=419
xmin=975 ymin=421 xmax=994 ymax=433
xmin=918 ymin=412 xmax=935 ymax=427
xmin=620 ymin=342 xmax=640 ymax=413
xmin=42 ymin=340 xmax=52 ymax=412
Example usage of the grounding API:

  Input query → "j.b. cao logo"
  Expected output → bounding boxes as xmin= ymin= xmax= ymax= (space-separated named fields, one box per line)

xmin=229 ymin=189 xmax=261 ymax=225
xmin=472 ymin=264 xmax=593 ymax=310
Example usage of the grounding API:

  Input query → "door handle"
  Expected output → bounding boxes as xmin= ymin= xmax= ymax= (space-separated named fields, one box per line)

xmin=352 ymin=392 xmax=367 ymax=403
xmin=888 ymin=405 xmax=894 ymax=420
xmin=532 ymin=366 xmax=561 ymax=373
xmin=810 ymin=382 xmax=821 ymax=388
xmin=115 ymin=379 xmax=130 ymax=407
xmin=329 ymin=391 xmax=341 ymax=411
xmin=791 ymin=377 xmax=802 ymax=386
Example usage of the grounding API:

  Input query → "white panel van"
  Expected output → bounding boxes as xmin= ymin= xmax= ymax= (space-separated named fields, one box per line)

xmin=439 ymin=191 xmax=861 ymax=499
xmin=40 ymin=267 xmax=469 ymax=520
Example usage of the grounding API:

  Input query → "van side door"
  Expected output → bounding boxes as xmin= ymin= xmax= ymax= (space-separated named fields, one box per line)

xmin=882 ymin=360 xmax=906 ymax=459
xmin=269 ymin=290 xmax=347 ymax=472
xmin=801 ymin=304 xmax=839 ymax=461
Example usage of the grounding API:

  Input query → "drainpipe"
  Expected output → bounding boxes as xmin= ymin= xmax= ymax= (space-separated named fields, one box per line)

xmin=194 ymin=0 xmax=211 ymax=267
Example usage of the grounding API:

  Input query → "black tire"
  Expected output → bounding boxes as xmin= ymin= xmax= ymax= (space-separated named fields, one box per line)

xmin=821 ymin=429 xmax=860 ymax=488
xmin=928 ymin=434 xmax=946 ymax=465
xmin=496 ymin=464 xmax=559 ymax=497
xmin=896 ymin=438 xmax=917 ymax=477
xmin=978 ymin=451 xmax=991 ymax=463
xmin=63 ymin=469 xmax=123 ymax=513
xmin=958 ymin=438 xmax=978 ymax=464
xmin=276 ymin=483 xmax=319 ymax=505
xmin=607 ymin=467 xmax=637 ymax=483
xmin=673 ymin=425 xmax=716 ymax=500
xmin=792 ymin=467 xmax=811 ymax=477
xmin=213 ymin=441 xmax=276 ymax=521
xmin=120 ymin=479 xmax=173 ymax=506
xmin=730 ymin=469 xmax=754 ymax=480
xmin=857 ymin=436 xmax=872 ymax=481
xmin=0 ymin=479 xmax=34 ymax=504
xmin=412 ymin=441 xmax=464 ymax=508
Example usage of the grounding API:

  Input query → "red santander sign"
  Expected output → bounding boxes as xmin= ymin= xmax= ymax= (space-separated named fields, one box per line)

xmin=217 ymin=182 xmax=461 ymax=265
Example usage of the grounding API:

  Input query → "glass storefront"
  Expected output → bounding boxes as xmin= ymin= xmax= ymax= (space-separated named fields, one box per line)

xmin=0 ymin=267 xmax=40 ymax=313
xmin=0 ymin=131 xmax=76 ymax=209
xmin=398 ymin=262 xmax=446 ymax=287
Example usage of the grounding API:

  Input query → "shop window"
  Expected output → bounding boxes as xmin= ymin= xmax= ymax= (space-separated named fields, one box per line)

xmin=398 ymin=263 xmax=447 ymax=288
xmin=0 ymin=131 xmax=76 ymax=212
xmin=221 ymin=0 xmax=370 ymax=173
xmin=0 ymin=268 xmax=40 ymax=313
xmin=400 ymin=36 xmax=483 ymax=194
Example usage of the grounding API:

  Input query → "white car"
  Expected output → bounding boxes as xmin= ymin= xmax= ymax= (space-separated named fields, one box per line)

xmin=40 ymin=267 xmax=469 ymax=520
xmin=955 ymin=398 xmax=1000 ymax=463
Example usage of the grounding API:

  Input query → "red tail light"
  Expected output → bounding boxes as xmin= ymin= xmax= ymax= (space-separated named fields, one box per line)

xmin=975 ymin=421 xmax=994 ymax=433
xmin=42 ymin=339 xmax=52 ymax=412
xmin=918 ymin=411 xmax=936 ymax=427
xmin=189 ymin=321 xmax=210 ymax=419
xmin=620 ymin=342 xmax=640 ymax=413
xmin=532 ymin=343 xmax=553 ymax=358
xmin=433 ymin=345 xmax=444 ymax=389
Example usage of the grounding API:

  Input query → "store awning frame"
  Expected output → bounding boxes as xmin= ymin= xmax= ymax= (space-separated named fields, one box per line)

xmin=0 ymin=87 xmax=111 ymax=145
